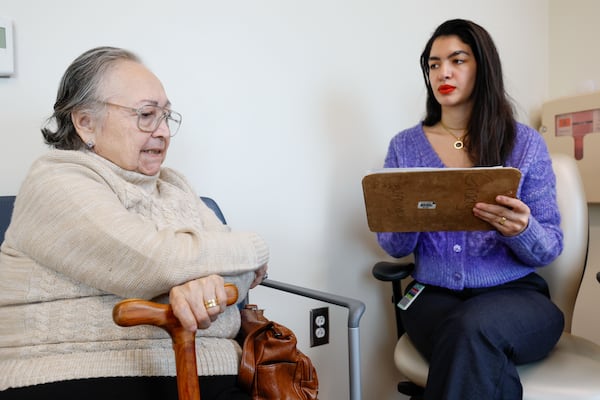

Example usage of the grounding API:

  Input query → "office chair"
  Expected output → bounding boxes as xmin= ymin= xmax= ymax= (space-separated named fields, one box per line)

xmin=372 ymin=153 xmax=600 ymax=399
xmin=0 ymin=195 xmax=365 ymax=400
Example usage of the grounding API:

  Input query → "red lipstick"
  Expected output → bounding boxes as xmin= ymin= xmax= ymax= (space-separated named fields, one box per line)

xmin=438 ymin=85 xmax=456 ymax=95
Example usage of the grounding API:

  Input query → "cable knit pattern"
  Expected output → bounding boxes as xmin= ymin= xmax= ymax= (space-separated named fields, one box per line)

xmin=0 ymin=149 xmax=269 ymax=390
xmin=377 ymin=123 xmax=563 ymax=290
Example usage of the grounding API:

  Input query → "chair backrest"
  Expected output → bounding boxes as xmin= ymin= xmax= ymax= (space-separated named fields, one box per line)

xmin=0 ymin=196 xmax=16 ymax=244
xmin=0 ymin=196 xmax=224 ymax=244
xmin=535 ymin=153 xmax=588 ymax=333
xmin=200 ymin=196 xmax=227 ymax=225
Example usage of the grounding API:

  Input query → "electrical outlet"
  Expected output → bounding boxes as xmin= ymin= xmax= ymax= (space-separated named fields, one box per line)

xmin=310 ymin=307 xmax=329 ymax=347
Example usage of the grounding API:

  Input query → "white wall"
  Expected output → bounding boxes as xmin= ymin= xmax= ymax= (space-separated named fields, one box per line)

xmin=0 ymin=2 xmax=549 ymax=399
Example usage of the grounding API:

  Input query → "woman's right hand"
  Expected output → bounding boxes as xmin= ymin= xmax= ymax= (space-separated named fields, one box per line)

xmin=169 ymin=274 xmax=228 ymax=332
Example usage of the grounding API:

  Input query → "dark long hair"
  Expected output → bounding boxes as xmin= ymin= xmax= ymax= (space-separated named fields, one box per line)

xmin=420 ymin=19 xmax=515 ymax=166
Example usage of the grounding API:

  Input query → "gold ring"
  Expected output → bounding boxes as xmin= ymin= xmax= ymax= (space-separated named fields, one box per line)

xmin=499 ymin=216 xmax=507 ymax=226
xmin=204 ymin=298 xmax=218 ymax=309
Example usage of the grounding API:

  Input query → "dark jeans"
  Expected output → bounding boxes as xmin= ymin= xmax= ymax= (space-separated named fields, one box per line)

xmin=401 ymin=272 xmax=564 ymax=400
xmin=0 ymin=375 xmax=250 ymax=400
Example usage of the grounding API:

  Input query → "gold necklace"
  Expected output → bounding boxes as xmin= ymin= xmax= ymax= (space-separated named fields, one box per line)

xmin=439 ymin=120 xmax=466 ymax=150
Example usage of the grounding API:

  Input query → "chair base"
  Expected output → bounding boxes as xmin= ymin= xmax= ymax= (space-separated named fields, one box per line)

xmin=397 ymin=381 xmax=424 ymax=399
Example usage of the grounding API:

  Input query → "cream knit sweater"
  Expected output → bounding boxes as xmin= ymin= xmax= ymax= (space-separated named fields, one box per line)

xmin=0 ymin=150 xmax=269 ymax=390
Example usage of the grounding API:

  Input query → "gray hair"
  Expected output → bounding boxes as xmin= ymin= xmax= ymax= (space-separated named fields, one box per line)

xmin=42 ymin=46 xmax=141 ymax=150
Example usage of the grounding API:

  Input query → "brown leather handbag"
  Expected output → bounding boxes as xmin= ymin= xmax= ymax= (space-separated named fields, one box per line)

xmin=237 ymin=304 xmax=319 ymax=399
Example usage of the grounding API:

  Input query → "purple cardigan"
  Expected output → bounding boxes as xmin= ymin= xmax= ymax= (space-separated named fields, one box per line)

xmin=376 ymin=122 xmax=563 ymax=290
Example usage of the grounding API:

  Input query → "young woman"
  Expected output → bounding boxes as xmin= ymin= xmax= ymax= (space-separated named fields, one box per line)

xmin=377 ymin=19 xmax=564 ymax=399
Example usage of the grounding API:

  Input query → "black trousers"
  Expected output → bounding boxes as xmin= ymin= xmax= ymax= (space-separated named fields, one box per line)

xmin=0 ymin=375 xmax=250 ymax=400
xmin=401 ymin=272 xmax=564 ymax=400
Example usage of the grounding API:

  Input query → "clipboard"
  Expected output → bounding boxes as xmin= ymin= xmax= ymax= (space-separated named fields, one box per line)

xmin=362 ymin=167 xmax=522 ymax=232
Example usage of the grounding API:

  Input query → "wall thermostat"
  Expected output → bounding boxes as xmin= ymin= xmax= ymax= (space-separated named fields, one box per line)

xmin=0 ymin=17 xmax=15 ymax=77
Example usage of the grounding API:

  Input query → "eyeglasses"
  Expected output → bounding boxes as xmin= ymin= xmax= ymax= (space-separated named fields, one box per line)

xmin=99 ymin=101 xmax=182 ymax=137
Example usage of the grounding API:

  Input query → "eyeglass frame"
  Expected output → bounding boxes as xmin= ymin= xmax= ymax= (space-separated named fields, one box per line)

xmin=97 ymin=101 xmax=182 ymax=137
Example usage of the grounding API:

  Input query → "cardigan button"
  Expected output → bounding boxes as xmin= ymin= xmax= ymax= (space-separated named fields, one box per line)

xmin=453 ymin=244 xmax=462 ymax=253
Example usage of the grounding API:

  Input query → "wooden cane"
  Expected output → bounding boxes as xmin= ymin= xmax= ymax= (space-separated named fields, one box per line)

xmin=112 ymin=283 xmax=239 ymax=400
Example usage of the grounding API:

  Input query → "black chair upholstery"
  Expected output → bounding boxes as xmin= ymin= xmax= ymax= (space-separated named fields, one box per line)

xmin=200 ymin=196 xmax=227 ymax=225
xmin=0 ymin=196 xmax=15 ymax=244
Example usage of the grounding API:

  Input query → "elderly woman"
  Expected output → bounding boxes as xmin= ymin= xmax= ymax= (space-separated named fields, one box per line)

xmin=0 ymin=47 xmax=268 ymax=400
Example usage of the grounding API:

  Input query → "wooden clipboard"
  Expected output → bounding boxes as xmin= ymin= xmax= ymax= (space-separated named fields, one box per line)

xmin=362 ymin=167 xmax=522 ymax=232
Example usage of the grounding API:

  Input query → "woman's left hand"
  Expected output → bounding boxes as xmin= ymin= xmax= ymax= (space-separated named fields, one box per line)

xmin=250 ymin=264 xmax=268 ymax=289
xmin=473 ymin=195 xmax=530 ymax=236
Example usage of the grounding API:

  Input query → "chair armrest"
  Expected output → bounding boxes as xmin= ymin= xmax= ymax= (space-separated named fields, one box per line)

xmin=372 ymin=261 xmax=414 ymax=342
xmin=259 ymin=278 xmax=365 ymax=400
xmin=260 ymin=278 xmax=365 ymax=328
xmin=372 ymin=261 xmax=415 ymax=282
